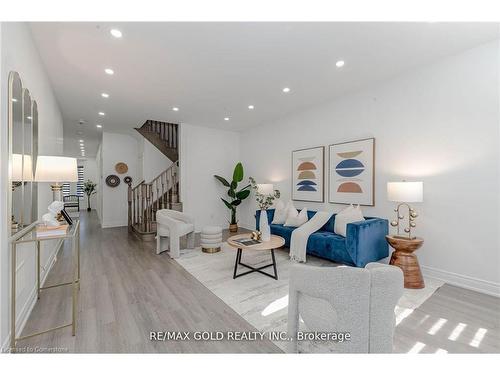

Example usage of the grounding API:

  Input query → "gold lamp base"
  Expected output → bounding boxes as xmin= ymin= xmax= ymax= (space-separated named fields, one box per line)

xmin=202 ymin=247 xmax=221 ymax=254
xmin=50 ymin=182 xmax=63 ymax=202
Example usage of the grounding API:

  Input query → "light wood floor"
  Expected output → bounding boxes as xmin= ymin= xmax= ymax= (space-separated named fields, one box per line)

xmin=18 ymin=211 xmax=281 ymax=353
xmin=18 ymin=211 xmax=500 ymax=353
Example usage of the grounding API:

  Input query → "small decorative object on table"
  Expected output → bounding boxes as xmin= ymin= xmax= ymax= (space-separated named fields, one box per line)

xmin=124 ymin=176 xmax=133 ymax=185
xmin=214 ymin=162 xmax=251 ymax=232
xmin=250 ymin=231 xmax=262 ymax=241
xmin=83 ymin=179 xmax=97 ymax=212
xmin=41 ymin=201 xmax=64 ymax=226
xmin=249 ymin=177 xmax=280 ymax=242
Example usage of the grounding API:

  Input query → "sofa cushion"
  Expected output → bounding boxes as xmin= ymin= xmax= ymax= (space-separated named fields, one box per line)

xmin=307 ymin=231 xmax=354 ymax=266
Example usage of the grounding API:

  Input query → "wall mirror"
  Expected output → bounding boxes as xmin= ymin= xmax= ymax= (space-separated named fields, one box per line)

xmin=8 ymin=71 xmax=38 ymax=235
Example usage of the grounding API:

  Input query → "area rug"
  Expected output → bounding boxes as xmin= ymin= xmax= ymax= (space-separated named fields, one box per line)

xmin=175 ymin=244 xmax=443 ymax=352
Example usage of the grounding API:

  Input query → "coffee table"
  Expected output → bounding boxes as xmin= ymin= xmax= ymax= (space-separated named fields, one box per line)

xmin=227 ymin=234 xmax=285 ymax=280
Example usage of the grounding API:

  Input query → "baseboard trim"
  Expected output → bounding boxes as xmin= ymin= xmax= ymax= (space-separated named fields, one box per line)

xmin=422 ymin=265 xmax=500 ymax=297
xmin=101 ymin=222 xmax=127 ymax=228
xmin=2 ymin=239 xmax=64 ymax=352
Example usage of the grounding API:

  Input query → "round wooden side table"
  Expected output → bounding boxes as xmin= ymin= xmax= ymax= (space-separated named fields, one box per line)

xmin=227 ymin=234 xmax=285 ymax=280
xmin=386 ymin=235 xmax=425 ymax=289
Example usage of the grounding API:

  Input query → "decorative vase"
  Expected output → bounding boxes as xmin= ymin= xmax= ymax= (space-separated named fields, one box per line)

xmin=259 ymin=209 xmax=271 ymax=242
xmin=229 ymin=223 xmax=238 ymax=233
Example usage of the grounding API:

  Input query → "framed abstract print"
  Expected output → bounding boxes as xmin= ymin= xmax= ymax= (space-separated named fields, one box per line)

xmin=328 ymin=138 xmax=375 ymax=206
xmin=291 ymin=146 xmax=324 ymax=202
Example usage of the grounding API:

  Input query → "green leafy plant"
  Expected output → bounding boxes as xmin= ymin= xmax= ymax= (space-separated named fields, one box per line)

xmin=249 ymin=176 xmax=281 ymax=210
xmin=83 ymin=179 xmax=97 ymax=211
xmin=214 ymin=162 xmax=251 ymax=225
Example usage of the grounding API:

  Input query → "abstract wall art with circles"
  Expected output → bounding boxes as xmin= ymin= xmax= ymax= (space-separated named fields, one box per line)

xmin=291 ymin=146 xmax=324 ymax=202
xmin=329 ymin=138 xmax=375 ymax=206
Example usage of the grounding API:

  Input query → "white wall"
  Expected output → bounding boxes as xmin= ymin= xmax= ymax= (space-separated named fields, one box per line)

xmin=95 ymin=143 xmax=103 ymax=223
xmin=179 ymin=123 xmax=241 ymax=232
xmin=0 ymin=22 xmax=65 ymax=348
xmin=101 ymin=132 xmax=139 ymax=228
xmin=240 ymin=41 xmax=500 ymax=296
xmin=142 ymin=138 xmax=173 ymax=182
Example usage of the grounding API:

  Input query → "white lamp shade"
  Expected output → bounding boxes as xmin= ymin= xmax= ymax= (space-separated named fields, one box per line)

xmin=257 ymin=184 xmax=274 ymax=195
xmin=12 ymin=154 xmax=33 ymax=181
xmin=35 ymin=156 xmax=78 ymax=182
xmin=387 ymin=181 xmax=423 ymax=203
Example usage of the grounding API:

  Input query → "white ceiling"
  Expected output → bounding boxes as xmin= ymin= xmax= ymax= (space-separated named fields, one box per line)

xmin=29 ymin=22 xmax=499 ymax=158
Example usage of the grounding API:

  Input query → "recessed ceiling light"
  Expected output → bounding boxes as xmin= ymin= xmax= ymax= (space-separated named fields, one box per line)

xmin=96 ymin=124 xmax=102 ymax=128
xmin=79 ymin=139 xmax=83 ymax=142
xmin=336 ymin=60 xmax=345 ymax=68
xmin=104 ymin=68 xmax=114 ymax=75
xmin=224 ymin=117 xmax=230 ymax=121
xmin=110 ymin=29 xmax=122 ymax=38
xmin=172 ymin=107 xmax=179 ymax=111
xmin=282 ymin=87 xmax=290 ymax=93
xmin=27 ymin=116 xmax=32 ymax=120
xmin=101 ymin=93 xmax=109 ymax=98
xmin=98 ymin=112 xmax=105 ymax=116
xmin=248 ymin=105 xmax=254 ymax=110
xmin=12 ymin=98 xmax=17 ymax=102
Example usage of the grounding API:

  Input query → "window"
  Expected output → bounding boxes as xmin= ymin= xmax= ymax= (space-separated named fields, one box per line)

xmin=62 ymin=165 xmax=84 ymax=197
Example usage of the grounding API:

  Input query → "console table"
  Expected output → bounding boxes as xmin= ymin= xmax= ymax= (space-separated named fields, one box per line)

xmin=9 ymin=220 xmax=80 ymax=351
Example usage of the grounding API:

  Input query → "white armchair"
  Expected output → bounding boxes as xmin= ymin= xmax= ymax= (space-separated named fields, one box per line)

xmin=287 ymin=262 xmax=403 ymax=353
xmin=156 ymin=209 xmax=195 ymax=258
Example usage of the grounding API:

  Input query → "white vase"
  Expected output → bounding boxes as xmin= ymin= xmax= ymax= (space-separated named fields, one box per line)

xmin=260 ymin=209 xmax=271 ymax=242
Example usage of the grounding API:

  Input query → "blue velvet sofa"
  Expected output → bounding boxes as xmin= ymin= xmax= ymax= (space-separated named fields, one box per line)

xmin=255 ymin=209 xmax=389 ymax=267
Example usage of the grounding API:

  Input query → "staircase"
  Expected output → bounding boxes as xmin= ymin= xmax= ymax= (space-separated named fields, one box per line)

xmin=135 ymin=120 xmax=179 ymax=162
xmin=128 ymin=161 xmax=181 ymax=240
xmin=128 ymin=119 xmax=181 ymax=240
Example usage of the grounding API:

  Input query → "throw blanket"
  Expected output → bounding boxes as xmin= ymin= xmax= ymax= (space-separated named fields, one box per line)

xmin=289 ymin=211 xmax=332 ymax=262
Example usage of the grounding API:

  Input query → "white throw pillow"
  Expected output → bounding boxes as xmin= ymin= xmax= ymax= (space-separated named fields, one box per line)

xmin=271 ymin=199 xmax=288 ymax=224
xmin=334 ymin=205 xmax=365 ymax=237
xmin=284 ymin=205 xmax=309 ymax=227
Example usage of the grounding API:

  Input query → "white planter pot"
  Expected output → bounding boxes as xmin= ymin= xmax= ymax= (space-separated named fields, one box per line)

xmin=259 ymin=209 xmax=271 ymax=242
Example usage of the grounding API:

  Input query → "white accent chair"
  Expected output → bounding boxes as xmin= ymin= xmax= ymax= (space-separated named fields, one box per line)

xmin=287 ymin=262 xmax=403 ymax=353
xmin=156 ymin=209 xmax=195 ymax=258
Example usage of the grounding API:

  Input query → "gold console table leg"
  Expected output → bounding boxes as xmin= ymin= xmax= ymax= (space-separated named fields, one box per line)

xmin=10 ymin=243 xmax=16 ymax=352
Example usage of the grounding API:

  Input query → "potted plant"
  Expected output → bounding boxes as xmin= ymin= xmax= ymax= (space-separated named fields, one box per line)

xmin=214 ymin=162 xmax=251 ymax=232
xmin=83 ymin=179 xmax=97 ymax=212
xmin=249 ymin=177 xmax=280 ymax=241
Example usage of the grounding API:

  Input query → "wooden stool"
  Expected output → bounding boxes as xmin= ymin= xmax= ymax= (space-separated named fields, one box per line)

xmin=386 ymin=235 xmax=424 ymax=289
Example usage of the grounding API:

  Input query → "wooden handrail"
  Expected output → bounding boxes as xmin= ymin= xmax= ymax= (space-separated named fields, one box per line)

xmin=127 ymin=161 xmax=180 ymax=234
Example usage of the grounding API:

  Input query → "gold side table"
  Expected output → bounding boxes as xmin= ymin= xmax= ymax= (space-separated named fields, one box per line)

xmin=9 ymin=220 xmax=80 ymax=352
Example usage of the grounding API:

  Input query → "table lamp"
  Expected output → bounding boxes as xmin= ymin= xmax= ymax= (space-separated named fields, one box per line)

xmin=35 ymin=156 xmax=78 ymax=201
xmin=387 ymin=181 xmax=423 ymax=239
xmin=257 ymin=184 xmax=274 ymax=196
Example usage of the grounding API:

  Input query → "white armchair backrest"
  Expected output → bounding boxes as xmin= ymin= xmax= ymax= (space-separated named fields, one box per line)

xmin=287 ymin=263 xmax=403 ymax=353
xmin=156 ymin=209 xmax=194 ymax=225
xmin=365 ymin=262 xmax=404 ymax=353
xmin=287 ymin=264 xmax=371 ymax=353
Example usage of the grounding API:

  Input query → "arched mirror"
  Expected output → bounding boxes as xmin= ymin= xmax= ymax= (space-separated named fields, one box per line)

xmin=22 ymin=88 xmax=33 ymax=227
xmin=32 ymin=101 xmax=39 ymax=223
xmin=9 ymin=72 xmax=23 ymax=233
xmin=9 ymin=72 xmax=37 ymax=234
